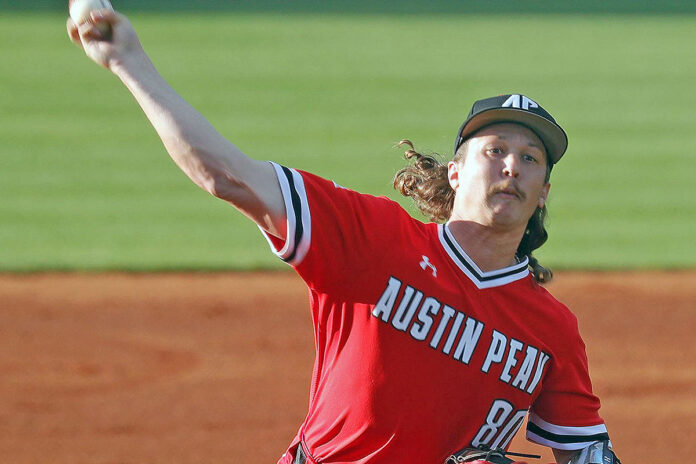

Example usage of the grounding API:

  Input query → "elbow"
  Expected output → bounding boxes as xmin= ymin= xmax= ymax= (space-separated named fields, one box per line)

xmin=169 ymin=143 xmax=257 ymax=204
xmin=202 ymin=173 xmax=232 ymax=199
xmin=204 ymin=171 xmax=247 ymax=203
xmin=180 ymin=153 xmax=242 ymax=200
xmin=168 ymin=144 xmax=241 ymax=200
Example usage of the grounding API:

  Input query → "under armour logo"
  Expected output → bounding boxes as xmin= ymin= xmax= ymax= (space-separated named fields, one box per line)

xmin=419 ymin=255 xmax=437 ymax=277
xmin=502 ymin=94 xmax=538 ymax=111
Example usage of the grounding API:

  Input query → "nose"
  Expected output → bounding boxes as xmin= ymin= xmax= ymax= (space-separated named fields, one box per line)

xmin=502 ymin=153 xmax=520 ymax=178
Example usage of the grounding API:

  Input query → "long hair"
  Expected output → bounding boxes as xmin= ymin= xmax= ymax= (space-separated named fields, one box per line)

xmin=393 ymin=140 xmax=553 ymax=283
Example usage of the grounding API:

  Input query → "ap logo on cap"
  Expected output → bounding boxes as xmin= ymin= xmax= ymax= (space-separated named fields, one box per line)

xmin=502 ymin=94 xmax=539 ymax=111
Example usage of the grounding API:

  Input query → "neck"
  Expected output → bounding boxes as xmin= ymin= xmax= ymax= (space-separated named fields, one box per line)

xmin=446 ymin=219 xmax=524 ymax=272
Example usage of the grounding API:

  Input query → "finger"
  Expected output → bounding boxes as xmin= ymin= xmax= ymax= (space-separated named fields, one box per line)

xmin=66 ymin=17 xmax=83 ymax=46
xmin=77 ymin=21 xmax=105 ymax=42
xmin=91 ymin=9 xmax=123 ymax=41
xmin=90 ymin=8 xmax=120 ymax=27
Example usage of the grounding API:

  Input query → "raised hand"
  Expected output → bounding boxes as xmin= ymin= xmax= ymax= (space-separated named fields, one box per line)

xmin=67 ymin=9 xmax=145 ymax=72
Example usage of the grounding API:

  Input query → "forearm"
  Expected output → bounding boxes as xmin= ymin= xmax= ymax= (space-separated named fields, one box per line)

xmin=552 ymin=441 xmax=620 ymax=464
xmin=111 ymin=53 xmax=251 ymax=197
xmin=552 ymin=448 xmax=575 ymax=464
xmin=109 ymin=53 xmax=285 ymax=236
xmin=69 ymin=10 xmax=285 ymax=236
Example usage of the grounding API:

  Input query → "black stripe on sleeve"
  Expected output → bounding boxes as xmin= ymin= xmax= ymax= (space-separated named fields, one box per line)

xmin=527 ymin=422 xmax=610 ymax=444
xmin=280 ymin=166 xmax=303 ymax=264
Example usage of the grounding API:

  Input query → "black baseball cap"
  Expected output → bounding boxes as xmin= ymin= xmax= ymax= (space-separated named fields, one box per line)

xmin=454 ymin=94 xmax=568 ymax=165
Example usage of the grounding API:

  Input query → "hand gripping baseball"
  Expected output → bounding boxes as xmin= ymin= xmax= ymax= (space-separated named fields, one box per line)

xmin=67 ymin=9 xmax=145 ymax=71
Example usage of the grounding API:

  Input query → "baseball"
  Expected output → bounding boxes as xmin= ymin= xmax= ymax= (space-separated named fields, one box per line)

xmin=69 ymin=0 xmax=114 ymax=38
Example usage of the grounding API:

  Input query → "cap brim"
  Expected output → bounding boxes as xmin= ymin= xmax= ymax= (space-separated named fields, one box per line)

xmin=459 ymin=108 xmax=568 ymax=164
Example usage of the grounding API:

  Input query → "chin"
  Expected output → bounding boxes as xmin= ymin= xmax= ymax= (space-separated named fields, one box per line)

xmin=488 ymin=208 xmax=526 ymax=230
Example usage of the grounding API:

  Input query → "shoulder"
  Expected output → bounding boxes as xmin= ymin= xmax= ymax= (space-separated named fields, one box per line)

xmin=519 ymin=280 xmax=585 ymax=347
xmin=297 ymin=167 xmax=425 ymax=229
xmin=535 ymin=283 xmax=578 ymax=326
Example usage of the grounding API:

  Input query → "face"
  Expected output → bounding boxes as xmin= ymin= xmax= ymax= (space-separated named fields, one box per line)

xmin=447 ymin=123 xmax=551 ymax=230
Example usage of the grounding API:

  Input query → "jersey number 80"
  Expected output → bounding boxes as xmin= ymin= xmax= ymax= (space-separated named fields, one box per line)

xmin=471 ymin=399 xmax=528 ymax=449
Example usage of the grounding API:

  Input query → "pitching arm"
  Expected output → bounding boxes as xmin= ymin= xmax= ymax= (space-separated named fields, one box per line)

xmin=66 ymin=10 xmax=286 ymax=239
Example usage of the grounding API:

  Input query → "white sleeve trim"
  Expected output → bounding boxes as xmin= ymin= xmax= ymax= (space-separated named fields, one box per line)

xmin=526 ymin=411 xmax=609 ymax=450
xmin=258 ymin=162 xmax=311 ymax=267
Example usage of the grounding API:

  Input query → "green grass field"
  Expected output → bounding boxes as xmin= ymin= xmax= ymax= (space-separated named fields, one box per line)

xmin=1 ymin=9 xmax=695 ymax=271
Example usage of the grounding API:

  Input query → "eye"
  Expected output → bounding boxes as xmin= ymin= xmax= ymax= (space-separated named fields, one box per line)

xmin=522 ymin=153 xmax=538 ymax=163
xmin=486 ymin=146 xmax=504 ymax=155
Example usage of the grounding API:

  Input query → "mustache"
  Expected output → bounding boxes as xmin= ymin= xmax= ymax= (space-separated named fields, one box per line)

xmin=489 ymin=183 xmax=526 ymax=200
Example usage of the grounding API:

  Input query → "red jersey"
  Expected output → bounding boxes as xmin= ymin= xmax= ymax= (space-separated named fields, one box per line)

xmin=261 ymin=164 xmax=609 ymax=464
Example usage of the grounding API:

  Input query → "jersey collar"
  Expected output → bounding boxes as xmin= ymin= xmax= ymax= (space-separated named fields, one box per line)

xmin=438 ymin=223 xmax=530 ymax=289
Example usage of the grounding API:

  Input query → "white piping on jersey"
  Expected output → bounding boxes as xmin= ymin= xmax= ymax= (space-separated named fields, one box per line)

xmin=526 ymin=411 xmax=610 ymax=451
xmin=289 ymin=168 xmax=312 ymax=265
xmin=525 ymin=431 xmax=599 ymax=452
xmin=438 ymin=223 xmax=530 ymax=289
xmin=259 ymin=163 xmax=312 ymax=267
xmin=529 ymin=412 xmax=609 ymax=436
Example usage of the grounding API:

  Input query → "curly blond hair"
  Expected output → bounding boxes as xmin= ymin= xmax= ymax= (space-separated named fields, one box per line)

xmin=393 ymin=140 xmax=553 ymax=283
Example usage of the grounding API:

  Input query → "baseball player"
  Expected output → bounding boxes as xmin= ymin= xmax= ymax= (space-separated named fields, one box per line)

xmin=67 ymin=9 xmax=621 ymax=464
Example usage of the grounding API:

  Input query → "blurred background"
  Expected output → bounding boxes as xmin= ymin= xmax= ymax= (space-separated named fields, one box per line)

xmin=1 ymin=0 xmax=695 ymax=271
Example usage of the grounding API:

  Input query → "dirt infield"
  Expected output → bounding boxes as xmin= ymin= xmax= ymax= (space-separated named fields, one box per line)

xmin=1 ymin=271 xmax=694 ymax=463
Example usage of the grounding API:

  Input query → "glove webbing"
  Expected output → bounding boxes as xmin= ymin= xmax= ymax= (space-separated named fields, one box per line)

xmin=445 ymin=445 xmax=541 ymax=464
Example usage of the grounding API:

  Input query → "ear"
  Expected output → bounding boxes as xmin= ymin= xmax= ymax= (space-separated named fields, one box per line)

xmin=447 ymin=160 xmax=460 ymax=190
xmin=538 ymin=182 xmax=551 ymax=208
